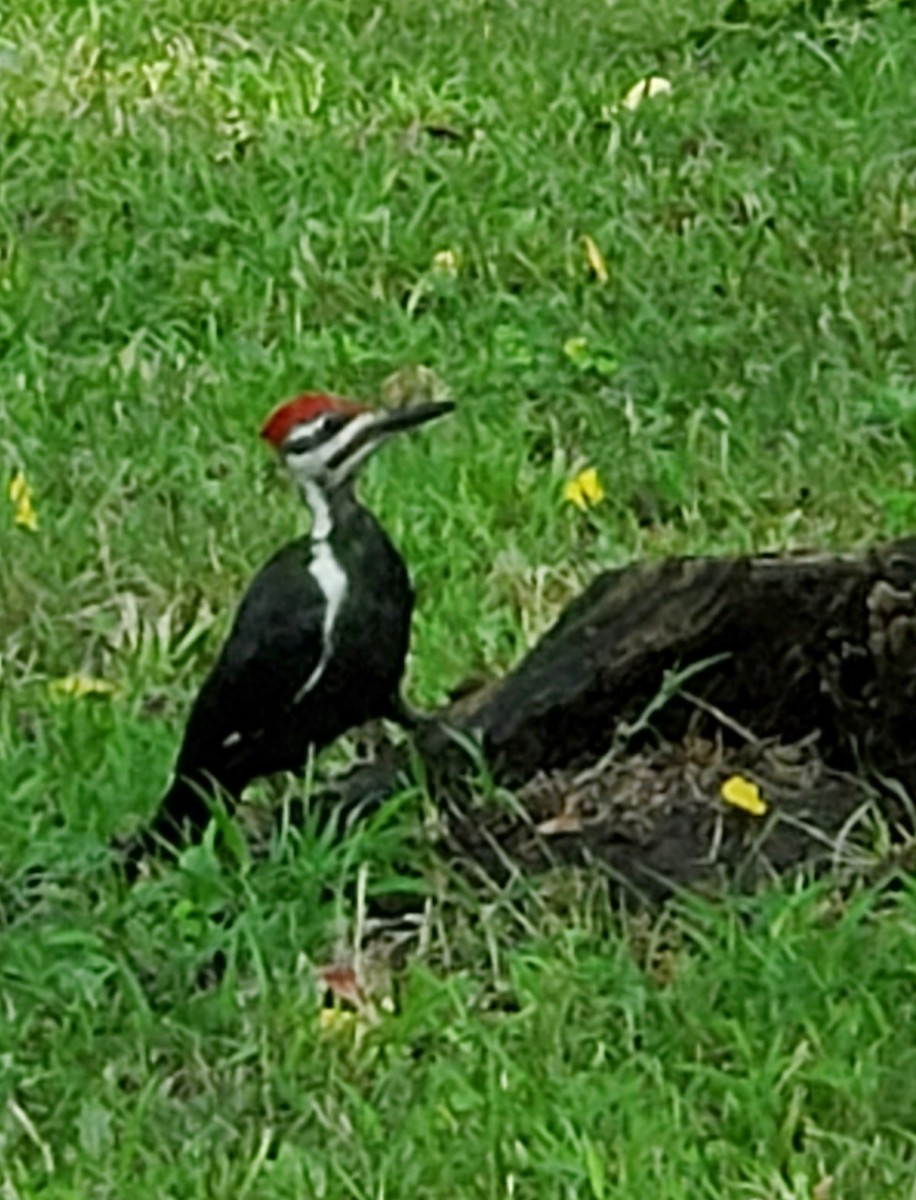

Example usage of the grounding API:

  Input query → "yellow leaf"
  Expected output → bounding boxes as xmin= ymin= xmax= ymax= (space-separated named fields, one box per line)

xmin=563 ymin=336 xmax=589 ymax=363
xmin=9 ymin=470 xmax=38 ymax=531
xmin=582 ymin=235 xmax=609 ymax=284
xmin=49 ymin=675 xmax=118 ymax=700
xmin=720 ymin=774 xmax=768 ymax=817
xmin=318 ymin=1007 xmax=359 ymax=1036
xmin=620 ymin=75 xmax=673 ymax=112
xmin=432 ymin=248 xmax=460 ymax=277
xmin=563 ymin=467 xmax=605 ymax=512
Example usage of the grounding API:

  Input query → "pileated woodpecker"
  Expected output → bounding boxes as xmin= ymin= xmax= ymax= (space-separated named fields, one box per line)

xmin=137 ymin=393 xmax=453 ymax=854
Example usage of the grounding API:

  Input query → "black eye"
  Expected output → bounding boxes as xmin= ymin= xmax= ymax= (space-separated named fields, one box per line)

xmin=284 ymin=412 xmax=348 ymax=454
xmin=284 ymin=429 xmax=318 ymax=454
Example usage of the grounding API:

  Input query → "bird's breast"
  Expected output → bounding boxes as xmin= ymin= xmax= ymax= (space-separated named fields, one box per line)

xmin=291 ymin=540 xmax=348 ymax=704
xmin=309 ymin=540 xmax=348 ymax=635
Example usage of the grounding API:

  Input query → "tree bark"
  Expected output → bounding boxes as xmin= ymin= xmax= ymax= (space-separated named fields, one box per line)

xmin=326 ymin=539 xmax=916 ymax=899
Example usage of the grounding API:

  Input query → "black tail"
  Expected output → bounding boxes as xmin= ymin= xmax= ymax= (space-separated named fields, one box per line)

xmin=119 ymin=772 xmax=233 ymax=879
xmin=148 ymin=773 xmax=220 ymax=848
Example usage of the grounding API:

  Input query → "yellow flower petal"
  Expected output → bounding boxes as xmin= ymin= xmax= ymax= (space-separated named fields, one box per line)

xmin=582 ymin=235 xmax=609 ymax=284
xmin=563 ymin=480 xmax=587 ymax=511
xmin=564 ymin=467 xmax=605 ymax=511
xmin=721 ymin=774 xmax=768 ymax=817
xmin=49 ymin=675 xmax=118 ymax=699
xmin=9 ymin=470 xmax=38 ymax=532
xmin=579 ymin=468 xmax=605 ymax=505
xmin=620 ymin=75 xmax=673 ymax=112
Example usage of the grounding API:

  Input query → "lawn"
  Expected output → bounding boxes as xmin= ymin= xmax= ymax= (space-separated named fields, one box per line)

xmin=2 ymin=0 xmax=916 ymax=1194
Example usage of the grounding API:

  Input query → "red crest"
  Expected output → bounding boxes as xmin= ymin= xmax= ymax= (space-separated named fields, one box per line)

xmin=260 ymin=393 xmax=368 ymax=447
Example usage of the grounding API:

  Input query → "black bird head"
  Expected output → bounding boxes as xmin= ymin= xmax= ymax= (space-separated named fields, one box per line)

xmin=261 ymin=392 xmax=454 ymax=492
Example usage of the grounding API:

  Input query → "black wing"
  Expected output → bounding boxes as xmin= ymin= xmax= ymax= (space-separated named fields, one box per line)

xmin=174 ymin=539 xmax=326 ymax=780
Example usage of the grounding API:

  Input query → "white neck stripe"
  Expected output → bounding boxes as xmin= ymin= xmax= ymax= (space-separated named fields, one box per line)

xmin=303 ymin=479 xmax=333 ymax=540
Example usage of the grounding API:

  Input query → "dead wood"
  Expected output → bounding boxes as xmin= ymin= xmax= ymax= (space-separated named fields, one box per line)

xmin=323 ymin=539 xmax=916 ymax=899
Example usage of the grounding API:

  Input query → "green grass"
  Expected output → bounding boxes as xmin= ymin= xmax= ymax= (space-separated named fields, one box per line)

xmin=3 ymin=0 xmax=916 ymax=1193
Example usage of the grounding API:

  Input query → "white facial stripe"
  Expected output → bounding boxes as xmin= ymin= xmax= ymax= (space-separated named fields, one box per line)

xmin=283 ymin=410 xmax=383 ymax=490
xmin=283 ymin=414 xmax=333 ymax=453
xmin=326 ymin=411 xmax=378 ymax=464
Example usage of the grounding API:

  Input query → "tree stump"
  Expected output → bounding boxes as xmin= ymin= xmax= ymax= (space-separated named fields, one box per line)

xmin=326 ymin=539 xmax=916 ymax=900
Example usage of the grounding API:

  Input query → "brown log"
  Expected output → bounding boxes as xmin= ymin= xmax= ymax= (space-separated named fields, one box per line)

xmin=321 ymin=539 xmax=916 ymax=899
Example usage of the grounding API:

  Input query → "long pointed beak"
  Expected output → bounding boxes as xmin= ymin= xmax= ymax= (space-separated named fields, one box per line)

xmin=326 ymin=400 xmax=454 ymax=474
xmin=367 ymin=400 xmax=455 ymax=437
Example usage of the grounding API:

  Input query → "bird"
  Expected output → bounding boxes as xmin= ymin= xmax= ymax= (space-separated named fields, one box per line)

xmin=135 ymin=392 xmax=454 ymax=856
